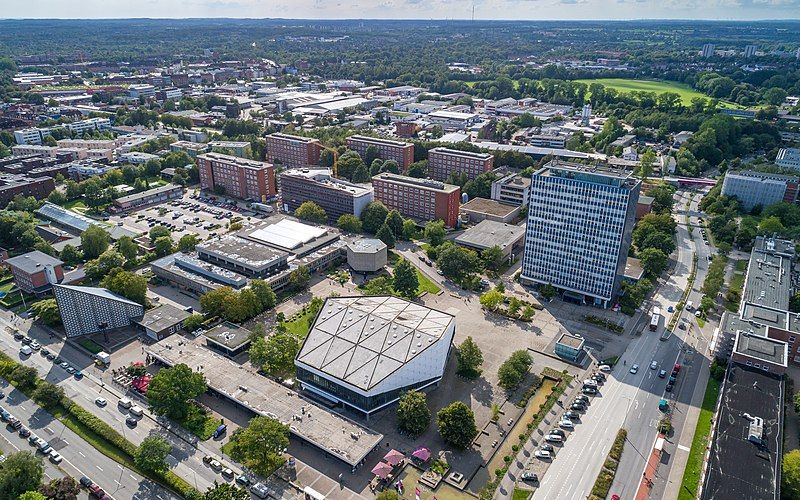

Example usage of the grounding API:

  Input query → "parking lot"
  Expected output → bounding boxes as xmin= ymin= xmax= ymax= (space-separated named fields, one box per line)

xmin=110 ymin=190 xmax=270 ymax=242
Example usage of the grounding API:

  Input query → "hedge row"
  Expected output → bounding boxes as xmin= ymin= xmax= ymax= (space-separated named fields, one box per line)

xmin=62 ymin=400 xmax=138 ymax=457
xmin=590 ymin=428 xmax=627 ymax=498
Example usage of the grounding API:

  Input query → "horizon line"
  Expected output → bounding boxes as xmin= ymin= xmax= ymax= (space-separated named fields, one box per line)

xmin=1 ymin=16 xmax=800 ymax=22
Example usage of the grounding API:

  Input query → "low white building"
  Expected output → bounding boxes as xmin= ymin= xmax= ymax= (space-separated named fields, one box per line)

xmin=295 ymin=296 xmax=455 ymax=415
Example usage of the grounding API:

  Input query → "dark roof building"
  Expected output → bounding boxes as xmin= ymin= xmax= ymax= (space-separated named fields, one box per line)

xmin=203 ymin=322 xmax=253 ymax=357
xmin=6 ymin=250 xmax=64 ymax=295
xmin=134 ymin=303 xmax=191 ymax=341
xmin=53 ymin=284 xmax=144 ymax=338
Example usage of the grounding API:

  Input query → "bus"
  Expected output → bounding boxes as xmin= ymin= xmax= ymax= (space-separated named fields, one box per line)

xmin=650 ymin=306 xmax=661 ymax=331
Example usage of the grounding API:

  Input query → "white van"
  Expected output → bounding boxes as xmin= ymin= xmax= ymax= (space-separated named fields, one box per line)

xmin=685 ymin=301 xmax=694 ymax=312
xmin=118 ymin=397 xmax=132 ymax=409
xmin=544 ymin=434 xmax=564 ymax=443
xmin=19 ymin=345 xmax=32 ymax=356
xmin=129 ymin=405 xmax=143 ymax=417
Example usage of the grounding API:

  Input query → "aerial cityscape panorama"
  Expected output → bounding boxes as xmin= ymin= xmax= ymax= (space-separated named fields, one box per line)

xmin=0 ymin=4 xmax=798 ymax=500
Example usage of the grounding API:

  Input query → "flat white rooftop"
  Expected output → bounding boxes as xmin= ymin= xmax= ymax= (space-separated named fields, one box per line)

xmin=248 ymin=219 xmax=327 ymax=251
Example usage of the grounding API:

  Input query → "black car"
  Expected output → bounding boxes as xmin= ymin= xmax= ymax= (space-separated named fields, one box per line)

xmin=665 ymin=383 xmax=674 ymax=393
xmin=13 ymin=333 xmax=24 ymax=341
xmin=540 ymin=444 xmax=554 ymax=452
xmin=18 ymin=427 xmax=30 ymax=438
xmin=79 ymin=476 xmax=93 ymax=488
xmin=570 ymin=403 xmax=585 ymax=412
xmin=550 ymin=428 xmax=566 ymax=437
xmin=126 ymin=416 xmax=138 ymax=427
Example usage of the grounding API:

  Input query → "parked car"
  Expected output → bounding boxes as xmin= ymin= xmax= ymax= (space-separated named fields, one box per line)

xmin=582 ymin=386 xmax=598 ymax=395
xmin=559 ymin=419 xmax=574 ymax=429
xmin=521 ymin=471 xmax=539 ymax=482
xmin=49 ymin=451 xmax=63 ymax=464
xmin=535 ymin=449 xmax=551 ymax=460
xmin=658 ymin=369 xmax=667 ymax=378
xmin=565 ymin=411 xmax=580 ymax=420
xmin=665 ymin=383 xmax=674 ymax=393
xmin=18 ymin=427 xmax=30 ymax=438
xmin=544 ymin=434 xmax=564 ymax=443
xmin=570 ymin=403 xmax=586 ymax=412
xmin=575 ymin=394 xmax=589 ymax=403
xmin=95 ymin=397 xmax=107 ymax=407
xmin=79 ymin=476 xmax=93 ymax=488
xmin=550 ymin=429 xmax=566 ymax=437
xmin=598 ymin=364 xmax=612 ymax=372
xmin=540 ymin=444 xmax=554 ymax=452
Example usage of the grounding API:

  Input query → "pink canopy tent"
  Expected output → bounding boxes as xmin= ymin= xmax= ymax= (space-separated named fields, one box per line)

xmin=372 ymin=462 xmax=393 ymax=479
xmin=412 ymin=447 xmax=431 ymax=461
xmin=384 ymin=449 xmax=404 ymax=466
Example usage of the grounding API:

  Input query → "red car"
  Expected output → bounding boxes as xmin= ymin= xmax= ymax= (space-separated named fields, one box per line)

xmin=673 ymin=363 xmax=682 ymax=373
xmin=89 ymin=484 xmax=105 ymax=498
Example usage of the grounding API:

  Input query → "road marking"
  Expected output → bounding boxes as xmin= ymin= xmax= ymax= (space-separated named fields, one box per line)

xmin=78 ymin=451 xmax=85 ymax=457
xmin=677 ymin=444 xmax=691 ymax=452
xmin=96 ymin=465 xmax=103 ymax=471
xmin=130 ymin=474 xmax=137 ymax=480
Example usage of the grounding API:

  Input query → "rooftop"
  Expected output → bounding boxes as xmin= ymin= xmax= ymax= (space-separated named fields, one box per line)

xmin=347 ymin=135 xmax=412 ymax=148
xmin=197 ymin=235 xmax=288 ymax=270
xmin=742 ymin=243 xmax=792 ymax=312
xmin=296 ymin=296 xmax=455 ymax=392
xmin=203 ymin=322 xmax=252 ymax=350
xmin=556 ymin=333 xmax=584 ymax=349
xmin=147 ymin=334 xmax=383 ymax=466
xmin=702 ymin=366 xmax=782 ymax=500
xmin=246 ymin=218 xmax=328 ymax=252
xmin=346 ymin=238 xmax=387 ymax=255
xmin=135 ymin=303 xmax=191 ymax=333
xmin=455 ymin=219 xmax=525 ymax=251
xmin=114 ymin=184 xmax=182 ymax=205
xmin=281 ymin=169 xmax=374 ymax=197
xmin=539 ymin=160 xmax=633 ymax=182
xmin=5 ymin=250 xmax=63 ymax=274
xmin=624 ymin=256 xmax=644 ymax=281
xmin=198 ymin=152 xmax=273 ymax=170
xmin=733 ymin=332 xmax=788 ymax=367
xmin=54 ymin=284 xmax=142 ymax=309
xmin=372 ymin=172 xmax=460 ymax=194
xmin=267 ymin=132 xmax=320 ymax=144
xmin=460 ymin=197 xmax=520 ymax=218
xmin=429 ymin=147 xmax=493 ymax=160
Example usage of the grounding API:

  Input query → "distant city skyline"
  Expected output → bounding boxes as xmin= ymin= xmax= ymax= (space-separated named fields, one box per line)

xmin=2 ymin=0 xmax=799 ymax=21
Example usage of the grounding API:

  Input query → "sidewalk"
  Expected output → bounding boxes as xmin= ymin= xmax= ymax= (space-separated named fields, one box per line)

xmin=634 ymin=434 xmax=665 ymax=500
xmin=661 ymin=354 xmax=710 ymax=500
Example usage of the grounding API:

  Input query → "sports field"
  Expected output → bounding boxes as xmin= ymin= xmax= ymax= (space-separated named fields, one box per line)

xmin=575 ymin=78 xmax=743 ymax=108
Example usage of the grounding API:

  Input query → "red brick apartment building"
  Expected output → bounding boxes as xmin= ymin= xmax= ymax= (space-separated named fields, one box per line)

xmin=428 ymin=147 xmax=494 ymax=181
xmin=372 ymin=173 xmax=460 ymax=227
xmin=197 ymin=152 xmax=275 ymax=201
xmin=346 ymin=135 xmax=414 ymax=170
xmin=265 ymin=133 xmax=322 ymax=167
xmin=5 ymin=250 xmax=64 ymax=296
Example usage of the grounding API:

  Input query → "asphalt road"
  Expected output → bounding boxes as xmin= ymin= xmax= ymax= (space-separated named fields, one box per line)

xmin=530 ymin=190 xmax=707 ymax=500
xmin=0 ymin=382 xmax=176 ymax=500
xmin=0 ymin=314 xmax=225 ymax=495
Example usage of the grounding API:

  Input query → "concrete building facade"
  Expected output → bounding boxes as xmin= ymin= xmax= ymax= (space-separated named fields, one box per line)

xmin=197 ymin=152 xmax=276 ymax=201
xmin=372 ymin=173 xmax=460 ymax=227
xmin=346 ymin=135 xmax=414 ymax=170
xmin=265 ymin=133 xmax=322 ymax=167
xmin=53 ymin=285 xmax=144 ymax=338
xmin=279 ymin=168 xmax=374 ymax=220
xmin=428 ymin=147 xmax=494 ymax=181
xmin=721 ymin=170 xmax=798 ymax=211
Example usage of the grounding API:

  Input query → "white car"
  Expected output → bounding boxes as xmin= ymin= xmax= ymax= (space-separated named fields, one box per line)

xmin=95 ymin=397 xmax=107 ymax=407
xmin=535 ymin=449 xmax=551 ymax=459
xmin=630 ymin=364 xmax=639 ymax=374
xmin=49 ymin=451 xmax=63 ymax=464
xmin=559 ymin=419 xmax=575 ymax=429
xmin=598 ymin=364 xmax=612 ymax=372
xmin=650 ymin=361 xmax=658 ymax=370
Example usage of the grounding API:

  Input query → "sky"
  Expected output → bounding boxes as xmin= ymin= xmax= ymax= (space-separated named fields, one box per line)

xmin=2 ymin=0 xmax=799 ymax=20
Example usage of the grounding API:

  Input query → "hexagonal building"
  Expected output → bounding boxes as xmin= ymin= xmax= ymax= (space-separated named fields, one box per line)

xmin=346 ymin=238 xmax=388 ymax=273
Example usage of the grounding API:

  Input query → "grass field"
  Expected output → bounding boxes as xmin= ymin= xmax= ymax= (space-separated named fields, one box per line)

xmin=575 ymin=78 xmax=744 ymax=108
xmin=725 ymin=259 xmax=748 ymax=312
xmin=678 ymin=375 xmax=722 ymax=500
xmin=280 ymin=307 xmax=319 ymax=338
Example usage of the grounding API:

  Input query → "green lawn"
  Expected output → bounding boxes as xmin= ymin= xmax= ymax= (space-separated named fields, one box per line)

xmin=63 ymin=199 xmax=88 ymax=212
xmin=416 ymin=269 xmax=441 ymax=295
xmin=575 ymin=78 xmax=745 ymax=109
xmin=280 ymin=308 xmax=319 ymax=338
xmin=678 ymin=376 xmax=722 ymax=500
xmin=512 ymin=489 xmax=531 ymax=500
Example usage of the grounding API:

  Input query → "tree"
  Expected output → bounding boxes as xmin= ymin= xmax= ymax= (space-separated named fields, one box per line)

xmin=47 ymin=190 xmax=67 ymax=205
xmin=178 ymin=234 xmax=200 ymax=252
xmin=250 ymin=332 xmax=300 ymax=376
xmin=294 ymin=201 xmax=328 ymax=224
xmin=80 ymin=225 xmax=110 ymax=259
xmin=402 ymin=219 xmax=418 ymax=240
xmin=0 ymin=451 xmax=44 ymax=500
xmin=370 ymin=159 xmax=384 ymax=176
xmin=481 ymin=245 xmax=504 ymax=271
xmin=647 ymin=184 xmax=676 ymax=214
xmin=183 ymin=313 xmax=204 ymax=332
xmin=479 ymin=289 xmax=504 ymax=311
xmin=31 ymin=299 xmax=61 ymax=326
xmin=424 ymin=220 xmax=446 ymax=246
xmin=116 ymin=235 xmax=138 ymax=262
xmin=392 ymin=259 xmax=419 ymax=298
xmin=228 ymin=416 xmax=289 ymax=477
xmin=38 ymin=477 xmax=81 ymax=500
xmin=406 ymin=160 xmax=428 ymax=178
xmin=361 ymin=201 xmax=389 ymax=234
xmin=149 ymin=224 xmax=171 ymax=242
xmin=10 ymin=365 xmax=38 ymax=390
xmin=336 ymin=151 xmax=365 ymax=181
xmin=147 ymin=363 xmax=207 ymax=420
xmin=396 ymin=390 xmax=431 ymax=437
xmin=437 ymin=242 xmax=481 ymax=280
xmin=19 ymin=492 xmax=47 ymax=500
xmin=497 ymin=350 xmax=532 ymax=390
xmin=59 ymin=244 xmax=82 ymax=266
xmin=249 ymin=279 xmax=276 ymax=311
xmin=784 ymin=449 xmax=800 ymax=498
xmin=385 ymin=210 xmax=405 ymax=239
xmin=101 ymin=268 xmax=148 ymax=305
xmin=288 ymin=265 xmax=311 ymax=291
xmin=32 ymin=383 xmax=65 ymax=411
xmin=351 ymin=163 xmax=371 ymax=183
xmin=456 ymin=336 xmax=483 ymax=378
xmin=135 ymin=436 xmax=171 ymax=474
xmin=202 ymin=482 xmax=250 ymax=500
xmin=436 ymin=401 xmax=478 ymax=449
xmin=364 ymin=145 xmax=380 ymax=166
xmin=638 ymin=149 xmax=656 ymax=179
xmin=381 ymin=160 xmax=400 ymax=174
xmin=758 ymin=215 xmax=786 ymax=236
xmin=200 ymin=286 xmax=237 ymax=318
xmin=337 ymin=214 xmax=362 ymax=233
xmin=154 ymin=235 xmax=174 ymax=257
xmin=639 ymin=247 xmax=668 ymax=277
xmin=376 ymin=223 xmax=396 ymax=249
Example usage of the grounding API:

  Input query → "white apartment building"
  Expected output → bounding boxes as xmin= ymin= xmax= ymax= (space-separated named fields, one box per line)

xmin=520 ymin=161 xmax=640 ymax=308
xmin=776 ymin=148 xmax=800 ymax=170
xmin=491 ymin=171 xmax=531 ymax=206
xmin=13 ymin=127 xmax=49 ymax=145
xmin=11 ymin=144 xmax=58 ymax=157
xmin=702 ymin=43 xmax=715 ymax=58
xmin=129 ymin=84 xmax=156 ymax=99
xmin=721 ymin=170 xmax=798 ymax=211
xmin=56 ymin=139 xmax=116 ymax=150
xmin=65 ymin=117 xmax=112 ymax=134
